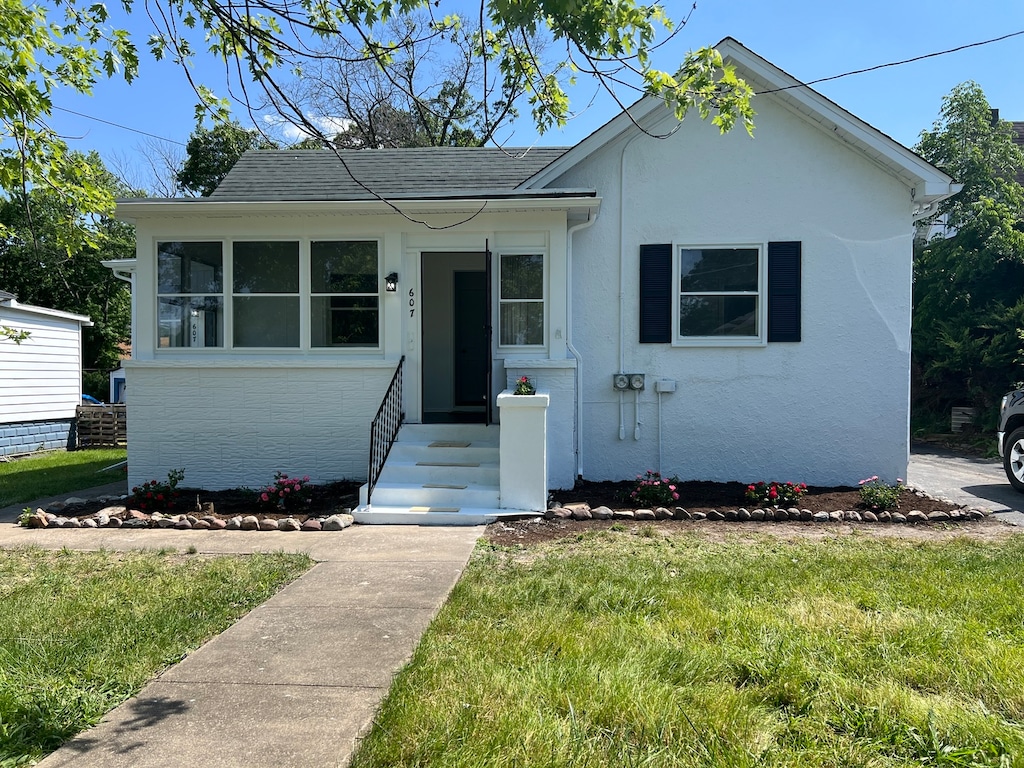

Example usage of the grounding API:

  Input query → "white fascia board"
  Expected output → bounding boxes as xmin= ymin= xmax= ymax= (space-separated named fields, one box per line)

xmin=115 ymin=195 xmax=600 ymax=222
xmin=2 ymin=299 xmax=93 ymax=326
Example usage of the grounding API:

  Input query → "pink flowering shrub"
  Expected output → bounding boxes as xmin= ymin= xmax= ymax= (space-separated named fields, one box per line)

xmin=629 ymin=470 xmax=681 ymax=507
xmin=745 ymin=481 xmax=807 ymax=508
xmin=255 ymin=471 xmax=313 ymax=512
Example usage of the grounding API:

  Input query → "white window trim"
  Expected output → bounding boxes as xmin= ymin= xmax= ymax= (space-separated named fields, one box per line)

xmin=229 ymin=237 xmax=299 ymax=352
xmin=671 ymin=242 xmax=768 ymax=348
xmin=497 ymin=251 xmax=547 ymax=350
xmin=155 ymin=239 xmax=226 ymax=351
xmin=309 ymin=238 xmax=383 ymax=351
xmin=155 ymin=237 xmax=385 ymax=354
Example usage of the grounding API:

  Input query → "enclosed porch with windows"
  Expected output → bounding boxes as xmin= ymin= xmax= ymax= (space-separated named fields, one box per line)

xmin=115 ymin=184 xmax=598 ymax=521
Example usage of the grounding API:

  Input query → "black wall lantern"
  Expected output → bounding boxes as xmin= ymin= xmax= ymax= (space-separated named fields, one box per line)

xmin=384 ymin=272 xmax=398 ymax=292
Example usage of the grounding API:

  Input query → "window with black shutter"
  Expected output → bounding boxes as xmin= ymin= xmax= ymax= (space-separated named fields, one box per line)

xmin=637 ymin=240 xmax=802 ymax=345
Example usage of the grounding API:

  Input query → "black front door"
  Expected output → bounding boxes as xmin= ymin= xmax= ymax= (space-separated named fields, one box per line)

xmin=453 ymin=270 xmax=488 ymax=407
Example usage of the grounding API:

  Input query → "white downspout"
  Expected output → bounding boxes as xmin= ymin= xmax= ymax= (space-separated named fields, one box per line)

xmin=567 ymin=213 xmax=598 ymax=478
xmin=107 ymin=267 xmax=135 ymax=359
xmin=619 ymin=130 xmax=644 ymax=440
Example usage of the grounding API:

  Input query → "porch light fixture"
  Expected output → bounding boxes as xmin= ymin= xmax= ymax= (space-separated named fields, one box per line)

xmin=384 ymin=272 xmax=399 ymax=292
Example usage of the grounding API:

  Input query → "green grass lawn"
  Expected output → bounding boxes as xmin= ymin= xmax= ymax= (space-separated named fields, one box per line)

xmin=351 ymin=530 xmax=1024 ymax=768
xmin=0 ymin=547 xmax=311 ymax=765
xmin=0 ymin=449 xmax=127 ymax=507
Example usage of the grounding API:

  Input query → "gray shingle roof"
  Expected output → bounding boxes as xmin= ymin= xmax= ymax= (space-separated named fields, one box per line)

xmin=209 ymin=147 xmax=570 ymax=201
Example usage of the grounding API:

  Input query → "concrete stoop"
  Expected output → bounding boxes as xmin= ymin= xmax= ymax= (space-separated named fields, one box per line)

xmin=355 ymin=424 xmax=535 ymax=525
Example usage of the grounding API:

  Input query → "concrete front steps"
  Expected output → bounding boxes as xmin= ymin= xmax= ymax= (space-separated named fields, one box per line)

xmin=354 ymin=423 xmax=537 ymax=525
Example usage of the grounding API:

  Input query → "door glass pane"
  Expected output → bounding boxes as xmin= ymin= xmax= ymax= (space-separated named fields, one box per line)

xmin=233 ymin=297 xmax=300 ymax=347
xmin=680 ymin=248 xmax=758 ymax=292
xmin=233 ymin=241 xmax=299 ymax=294
xmin=311 ymin=241 xmax=378 ymax=293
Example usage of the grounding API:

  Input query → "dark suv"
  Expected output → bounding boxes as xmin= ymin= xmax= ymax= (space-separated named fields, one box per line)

xmin=998 ymin=390 xmax=1024 ymax=492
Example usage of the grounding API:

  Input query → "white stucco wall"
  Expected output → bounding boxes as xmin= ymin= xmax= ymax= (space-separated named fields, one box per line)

xmin=551 ymin=96 xmax=915 ymax=486
xmin=124 ymin=361 xmax=395 ymax=490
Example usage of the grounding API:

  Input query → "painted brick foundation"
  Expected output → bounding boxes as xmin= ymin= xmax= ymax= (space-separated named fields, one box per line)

xmin=0 ymin=419 xmax=73 ymax=456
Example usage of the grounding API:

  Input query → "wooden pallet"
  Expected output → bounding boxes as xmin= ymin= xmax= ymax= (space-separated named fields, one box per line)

xmin=76 ymin=404 xmax=127 ymax=448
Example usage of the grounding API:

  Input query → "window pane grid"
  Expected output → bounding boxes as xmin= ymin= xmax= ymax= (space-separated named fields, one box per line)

xmin=677 ymin=246 xmax=761 ymax=340
xmin=499 ymin=253 xmax=544 ymax=347
xmin=157 ymin=242 xmax=224 ymax=348
xmin=311 ymin=240 xmax=380 ymax=348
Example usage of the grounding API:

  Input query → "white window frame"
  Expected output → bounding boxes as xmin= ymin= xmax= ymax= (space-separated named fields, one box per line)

xmin=672 ymin=242 xmax=767 ymax=347
xmin=155 ymin=239 xmax=226 ymax=351
xmin=230 ymin=239 xmax=302 ymax=350
xmin=497 ymin=251 xmax=546 ymax=349
xmin=309 ymin=239 xmax=383 ymax=351
xmin=154 ymin=237 xmax=386 ymax=354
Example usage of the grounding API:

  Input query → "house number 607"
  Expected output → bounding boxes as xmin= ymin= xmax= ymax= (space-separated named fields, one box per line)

xmin=408 ymin=288 xmax=416 ymax=317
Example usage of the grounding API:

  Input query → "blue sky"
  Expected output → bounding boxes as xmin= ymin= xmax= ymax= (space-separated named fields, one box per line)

xmin=48 ymin=0 xmax=1024 ymax=183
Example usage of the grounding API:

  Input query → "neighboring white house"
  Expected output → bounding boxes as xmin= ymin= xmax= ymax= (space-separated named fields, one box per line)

xmin=113 ymin=39 xmax=959 ymax=515
xmin=0 ymin=290 xmax=93 ymax=456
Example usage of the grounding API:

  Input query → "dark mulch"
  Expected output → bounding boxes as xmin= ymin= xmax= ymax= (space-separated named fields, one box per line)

xmin=548 ymin=479 xmax=954 ymax=518
xmin=483 ymin=479 xmax=973 ymax=547
xmin=59 ymin=481 xmax=361 ymax=522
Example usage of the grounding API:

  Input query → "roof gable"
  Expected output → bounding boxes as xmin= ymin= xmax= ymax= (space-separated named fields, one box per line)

xmin=210 ymin=146 xmax=570 ymax=202
xmin=522 ymin=38 xmax=957 ymax=207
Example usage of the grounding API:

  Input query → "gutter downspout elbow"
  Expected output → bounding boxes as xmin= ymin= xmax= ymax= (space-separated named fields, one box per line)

xmin=567 ymin=213 xmax=599 ymax=479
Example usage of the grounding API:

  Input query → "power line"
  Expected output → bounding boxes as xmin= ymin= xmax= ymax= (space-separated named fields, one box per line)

xmin=53 ymin=105 xmax=187 ymax=146
xmin=761 ymin=29 xmax=1024 ymax=94
xmin=52 ymin=28 xmax=1024 ymax=145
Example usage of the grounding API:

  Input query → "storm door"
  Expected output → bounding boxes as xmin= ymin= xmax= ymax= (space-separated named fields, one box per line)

xmin=421 ymin=252 xmax=490 ymax=423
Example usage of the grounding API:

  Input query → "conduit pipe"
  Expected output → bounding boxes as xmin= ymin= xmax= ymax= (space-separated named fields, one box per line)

xmin=567 ymin=213 xmax=599 ymax=478
xmin=618 ymin=129 xmax=644 ymax=440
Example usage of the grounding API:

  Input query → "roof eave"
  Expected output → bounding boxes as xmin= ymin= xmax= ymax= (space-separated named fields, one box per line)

xmin=2 ymin=299 xmax=93 ymax=326
xmin=115 ymin=192 xmax=601 ymax=221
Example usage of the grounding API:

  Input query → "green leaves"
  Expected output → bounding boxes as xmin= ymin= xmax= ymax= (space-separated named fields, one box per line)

xmin=913 ymin=83 xmax=1024 ymax=415
xmin=0 ymin=0 xmax=139 ymax=252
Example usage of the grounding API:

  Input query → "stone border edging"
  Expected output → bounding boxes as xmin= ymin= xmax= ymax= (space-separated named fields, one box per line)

xmin=546 ymin=501 xmax=988 ymax=524
xmin=19 ymin=493 xmax=355 ymax=532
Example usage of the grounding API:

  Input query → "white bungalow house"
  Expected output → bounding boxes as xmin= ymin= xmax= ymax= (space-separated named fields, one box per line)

xmin=0 ymin=290 xmax=93 ymax=455
xmin=113 ymin=39 xmax=959 ymax=523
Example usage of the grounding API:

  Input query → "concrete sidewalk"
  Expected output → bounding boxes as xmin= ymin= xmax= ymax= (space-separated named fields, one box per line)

xmin=0 ymin=480 xmax=129 ymax=523
xmin=0 ymin=521 xmax=481 ymax=767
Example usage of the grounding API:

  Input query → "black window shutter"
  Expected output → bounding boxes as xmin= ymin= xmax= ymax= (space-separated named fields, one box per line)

xmin=767 ymin=241 xmax=801 ymax=342
xmin=639 ymin=244 xmax=672 ymax=343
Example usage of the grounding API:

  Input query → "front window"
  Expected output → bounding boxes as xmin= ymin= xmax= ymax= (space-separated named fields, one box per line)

xmin=310 ymin=241 xmax=380 ymax=347
xmin=499 ymin=253 xmax=544 ymax=346
xmin=232 ymin=241 xmax=300 ymax=348
xmin=157 ymin=241 xmax=224 ymax=348
xmin=677 ymin=246 xmax=762 ymax=341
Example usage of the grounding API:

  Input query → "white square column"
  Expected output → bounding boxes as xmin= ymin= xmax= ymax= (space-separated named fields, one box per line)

xmin=496 ymin=390 xmax=549 ymax=511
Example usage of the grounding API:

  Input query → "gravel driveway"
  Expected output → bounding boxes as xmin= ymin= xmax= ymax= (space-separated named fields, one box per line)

xmin=909 ymin=441 xmax=1024 ymax=525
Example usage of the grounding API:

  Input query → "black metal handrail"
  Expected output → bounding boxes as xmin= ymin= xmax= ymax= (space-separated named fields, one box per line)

xmin=367 ymin=355 xmax=405 ymax=503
